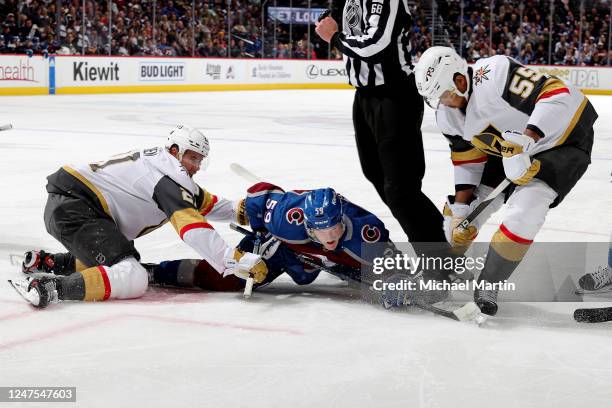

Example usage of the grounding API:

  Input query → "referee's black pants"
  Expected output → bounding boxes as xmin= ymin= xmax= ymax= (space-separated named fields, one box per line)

xmin=353 ymin=79 xmax=447 ymax=244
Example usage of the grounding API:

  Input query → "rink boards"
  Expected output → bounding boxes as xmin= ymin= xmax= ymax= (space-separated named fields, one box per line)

xmin=0 ymin=54 xmax=611 ymax=95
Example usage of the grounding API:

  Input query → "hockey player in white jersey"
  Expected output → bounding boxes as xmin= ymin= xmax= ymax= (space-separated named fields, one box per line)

xmin=12 ymin=125 xmax=266 ymax=308
xmin=414 ymin=47 xmax=597 ymax=315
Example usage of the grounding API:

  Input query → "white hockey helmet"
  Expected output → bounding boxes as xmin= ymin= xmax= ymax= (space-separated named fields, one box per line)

xmin=414 ymin=46 xmax=469 ymax=109
xmin=166 ymin=124 xmax=210 ymax=169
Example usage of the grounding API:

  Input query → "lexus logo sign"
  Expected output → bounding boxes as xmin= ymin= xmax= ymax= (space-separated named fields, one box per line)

xmin=306 ymin=64 xmax=347 ymax=79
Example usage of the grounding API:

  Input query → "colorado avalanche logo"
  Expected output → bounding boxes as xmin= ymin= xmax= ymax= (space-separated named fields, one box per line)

xmin=361 ymin=225 xmax=381 ymax=243
xmin=286 ymin=208 xmax=305 ymax=225
xmin=345 ymin=0 xmax=363 ymax=29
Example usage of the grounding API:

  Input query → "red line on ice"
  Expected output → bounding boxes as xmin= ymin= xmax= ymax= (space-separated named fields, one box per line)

xmin=0 ymin=310 xmax=34 ymax=322
xmin=0 ymin=315 xmax=122 ymax=352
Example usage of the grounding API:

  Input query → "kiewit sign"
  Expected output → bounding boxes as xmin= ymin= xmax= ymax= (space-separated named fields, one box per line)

xmin=73 ymin=61 xmax=120 ymax=81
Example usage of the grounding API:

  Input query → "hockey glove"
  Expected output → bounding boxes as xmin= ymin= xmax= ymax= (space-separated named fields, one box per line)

xmin=500 ymin=130 xmax=541 ymax=185
xmin=224 ymin=248 xmax=268 ymax=283
xmin=234 ymin=198 xmax=249 ymax=225
xmin=378 ymin=273 xmax=415 ymax=309
xmin=258 ymin=232 xmax=281 ymax=260
xmin=443 ymin=196 xmax=478 ymax=247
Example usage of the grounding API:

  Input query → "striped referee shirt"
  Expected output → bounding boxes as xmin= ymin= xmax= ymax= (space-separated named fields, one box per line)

xmin=330 ymin=0 xmax=413 ymax=88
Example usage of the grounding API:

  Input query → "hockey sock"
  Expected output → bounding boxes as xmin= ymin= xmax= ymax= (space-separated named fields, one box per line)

xmin=150 ymin=259 xmax=245 ymax=291
xmin=192 ymin=260 xmax=244 ymax=291
xmin=78 ymin=266 xmax=112 ymax=301
xmin=56 ymin=273 xmax=86 ymax=300
xmin=479 ymin=225 xmax=533 ymax=284
xmin=151 ymin=259 xmax=198 ymax=286
xmin=47 ymin=268 xmax=102 ymax=301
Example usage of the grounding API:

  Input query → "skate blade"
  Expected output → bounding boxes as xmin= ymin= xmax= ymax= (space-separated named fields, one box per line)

xmin=9 ymin=253 xmax=25 ymax=266
xmin=7 ymin=279 xmax=39 ymax=306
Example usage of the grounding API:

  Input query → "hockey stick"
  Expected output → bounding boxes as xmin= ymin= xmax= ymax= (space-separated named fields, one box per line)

xmin=574 ymin=286 xmax=612 ymax=296
xmin=230 ymin=223 xmax=486 ymax=324
xmin=228 ymin=164 xmax=487 ymax=323
xmin=456 ymin=178 xmax=511 ymax=230
xmin=230 ymin=162 xmax=262 ymax=184
xmin=573 ymin=307 xmax=612 ymax=323
xmin=0 ymin=124 xmax=14 ymax=131
xmin=243 ymin=235 xmax=260 ymax=299
xmin=294 ymin=249 xmax=484 ymax=322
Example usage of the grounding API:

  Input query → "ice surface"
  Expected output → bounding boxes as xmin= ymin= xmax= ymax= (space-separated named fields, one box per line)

xmin=0 ymin=90 xmax=611 ymax=407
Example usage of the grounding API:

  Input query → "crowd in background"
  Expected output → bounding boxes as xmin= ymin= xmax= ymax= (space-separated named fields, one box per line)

xmin=411 ymin=0 xmax=611 ymax=65
xmin=1 ymin=0 xmax=611 ymax=65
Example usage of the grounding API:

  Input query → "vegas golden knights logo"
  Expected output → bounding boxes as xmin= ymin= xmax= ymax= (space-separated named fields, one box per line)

xmin=472 ymin=124 xmax=504 ymax=157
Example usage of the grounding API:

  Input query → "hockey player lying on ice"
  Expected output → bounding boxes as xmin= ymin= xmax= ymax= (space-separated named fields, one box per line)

xmin=413 ymin=47 xmax=597 ymax=316
xmin=19 ymin=182 xmax=447 ymax=309
xmin=14 ymin=125 xmax=268 ymax=308
xmin=126 ymin=184 xmax=447 ymax=307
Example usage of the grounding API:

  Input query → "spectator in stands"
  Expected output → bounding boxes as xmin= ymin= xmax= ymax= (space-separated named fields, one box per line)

xmin=0 ymin=0 xmax=609 ymax=65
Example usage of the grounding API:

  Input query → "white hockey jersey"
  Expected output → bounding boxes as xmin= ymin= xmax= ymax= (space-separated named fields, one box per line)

xmin=57 ymin=147 xmax=238 ymax=273
xmin=435 ymin=55 xmax=590 ymax=187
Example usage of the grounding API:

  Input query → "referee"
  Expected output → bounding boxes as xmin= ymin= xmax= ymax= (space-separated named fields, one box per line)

xmin=315 ymin=1 xmax=447 ymax=245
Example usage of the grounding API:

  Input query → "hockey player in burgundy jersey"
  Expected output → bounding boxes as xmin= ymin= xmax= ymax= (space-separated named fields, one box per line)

xmin=414 ymin=47 xmax=597 ymax=315
xmin=13 ymin=125 xmax=266 ymax=308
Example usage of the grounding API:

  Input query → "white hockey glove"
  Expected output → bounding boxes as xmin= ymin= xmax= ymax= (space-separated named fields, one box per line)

xmin=500 ymin=130 xmax=541 ymax=185
xmin=443 ymin=196 xmax=478 ymax=247
xmin=224 ymin=248 xmax=268 ymax=283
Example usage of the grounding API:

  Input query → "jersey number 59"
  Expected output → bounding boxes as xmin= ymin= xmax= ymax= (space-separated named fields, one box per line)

xmin=508 ymin=67 xmax=545 ymax=98
xmin=264 ymin=198 xmax=278 ymax=223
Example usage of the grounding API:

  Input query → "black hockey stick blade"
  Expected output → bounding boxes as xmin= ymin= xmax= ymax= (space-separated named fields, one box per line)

xmin=230 ymin=224 xmax=486 ymax=324
xmin=575 ymin=286 xmax=612 ymax=295
xmin=230 ymin=223 xmax=253 ymax=236
xmin=574 ymin=307 xmax=612 ymax=323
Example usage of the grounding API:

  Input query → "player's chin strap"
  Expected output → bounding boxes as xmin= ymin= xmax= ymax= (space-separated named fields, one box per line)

xmin=452 ymin=67 xmax=473 ymax=102
xmin=455 ymin=85 xmax=470 ymax=101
